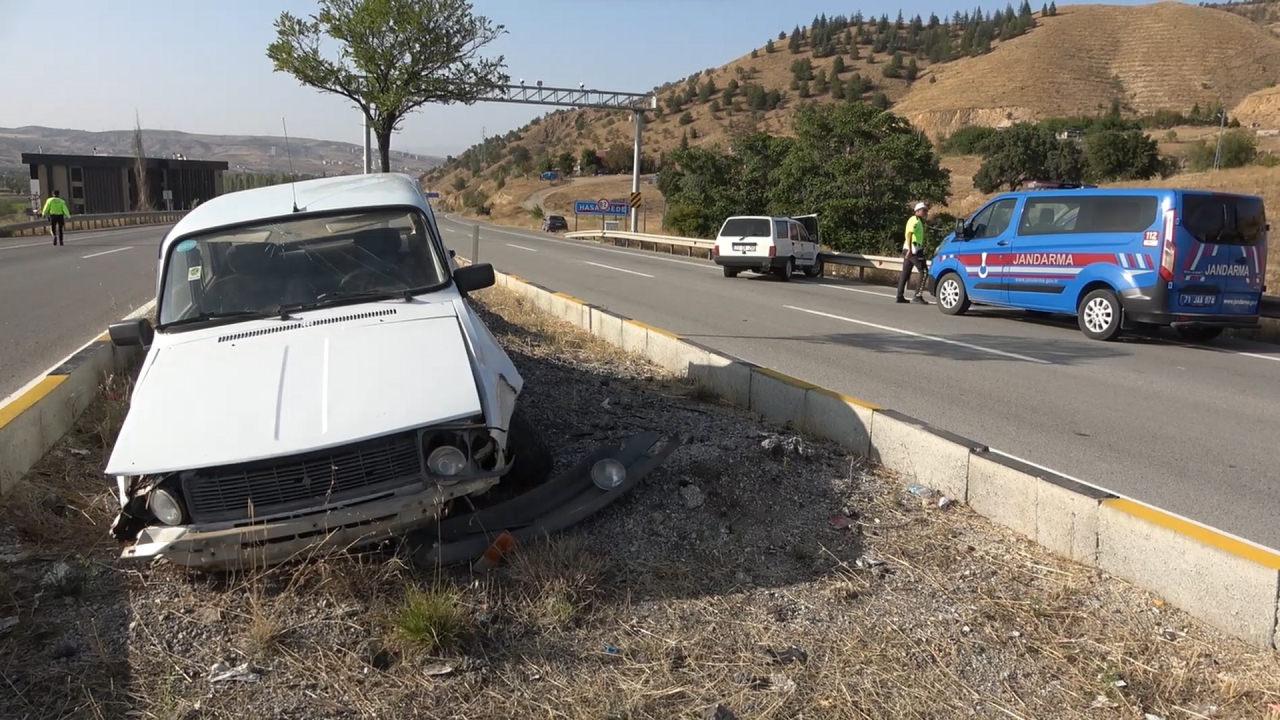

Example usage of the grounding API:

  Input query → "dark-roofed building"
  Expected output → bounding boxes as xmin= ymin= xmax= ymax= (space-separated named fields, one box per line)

xmin=21 ymin=153 xmax=228 ymax=215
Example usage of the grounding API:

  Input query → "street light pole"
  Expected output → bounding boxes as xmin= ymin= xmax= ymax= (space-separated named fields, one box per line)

xmin=630 ymin=110 xmax=643 ymax=233
xmin=1212 ymin=106 xmax=1226 ymax=172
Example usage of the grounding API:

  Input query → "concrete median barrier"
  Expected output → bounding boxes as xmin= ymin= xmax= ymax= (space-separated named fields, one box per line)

xmin=0 ymin=302 xmax=153 ymax=496
xmin=485 ymin=267 xmax=1280 ymax=648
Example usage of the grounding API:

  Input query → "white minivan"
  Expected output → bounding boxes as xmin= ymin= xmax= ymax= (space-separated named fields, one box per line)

xmin=711 ymin=215 xmax=822 ymax=280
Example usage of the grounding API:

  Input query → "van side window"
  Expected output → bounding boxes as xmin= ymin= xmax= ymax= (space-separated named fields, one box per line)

xmin=790 ymin=223 xmax=799 ymax=242
xmin=774 ymin=219 xmax=788 ymax=239
xmin=1018 ymin=196 xmax=1158 ymax=235
xmin=970 ymin=198 xmax=1018 ymax=239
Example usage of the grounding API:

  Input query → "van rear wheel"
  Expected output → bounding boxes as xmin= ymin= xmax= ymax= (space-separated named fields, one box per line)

xmin=723 ymin=266 xmax=740 ymax=278
xmin=1175 ymin=326 xmax=1224 ymax=343
xmin=1078 ymin=288 xmax=1123 ymax=341
xmin=774 ymin=258 xmax=793 ymax=281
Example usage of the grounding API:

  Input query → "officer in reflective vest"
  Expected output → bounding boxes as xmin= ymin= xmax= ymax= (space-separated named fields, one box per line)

xmin=41 ymin=190 xmax=71 ymax=247
xmin=896 ymin=202 xmax=930 ymax=304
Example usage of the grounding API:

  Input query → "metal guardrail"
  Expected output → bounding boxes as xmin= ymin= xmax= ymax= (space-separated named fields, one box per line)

xmin=561 ymin=228 xmax=1280 ymax=320
xmin=0 ymin=211 xmax=186 ymax=238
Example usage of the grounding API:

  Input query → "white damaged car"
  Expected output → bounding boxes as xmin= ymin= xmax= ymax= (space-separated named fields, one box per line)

xmin=105 ymin=174 xmax=537 ymax=568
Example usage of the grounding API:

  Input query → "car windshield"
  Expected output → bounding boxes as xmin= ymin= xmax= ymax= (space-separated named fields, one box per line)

xmin=158 ymin=208 xmax=447 ymax=327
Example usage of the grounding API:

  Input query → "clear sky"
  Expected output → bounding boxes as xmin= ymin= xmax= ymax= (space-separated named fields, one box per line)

xmin=0 ymin=0 xmax=1158 ymax=157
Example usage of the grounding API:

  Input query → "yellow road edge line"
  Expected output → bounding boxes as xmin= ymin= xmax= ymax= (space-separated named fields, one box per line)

xmin=627 ymin=319 xmax=680 ymax=339
xmin=553 ymin=292 xmax=585 ymax=305
xmin=0 ymin=376 xmax=68 ymax=430
xmin=809 ymin=384 xmax=883 ymax=411
xmin=1104 ymin=498 xmax=1280 ymax=570
xmin=753 ymin=366 xmax=820 ymax=391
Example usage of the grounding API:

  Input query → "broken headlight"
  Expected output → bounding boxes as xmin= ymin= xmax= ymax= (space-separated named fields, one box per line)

xmin=147 ymin=486 xmax=186 ymax=526
xmin=427 ymin=445 xmax=468 ymax=476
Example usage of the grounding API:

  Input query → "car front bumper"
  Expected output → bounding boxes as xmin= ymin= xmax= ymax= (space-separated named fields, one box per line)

xmin=121 ymin=476 xmax=498 ymax=568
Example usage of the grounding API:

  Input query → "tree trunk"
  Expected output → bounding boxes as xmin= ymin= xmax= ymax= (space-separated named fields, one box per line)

xmin=376 ymin=128 xmax=393 ymax=173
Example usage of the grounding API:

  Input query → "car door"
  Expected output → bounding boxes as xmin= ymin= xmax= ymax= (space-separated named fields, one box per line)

xmin=793 ymin=214 xmax=820 ymax=262
xmin=959 ymin=197 xmax=1020 ymax=306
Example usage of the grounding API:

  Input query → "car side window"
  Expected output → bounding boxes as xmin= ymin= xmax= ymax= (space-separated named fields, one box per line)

xmin=797 ymin=226 xmax=811 ymax=244
xmin=971 ymin=198 xmax=1018 ymax=239
xmin=774 ymin=219 xmax=788 ymax=239
xmin=789 ymin=223 xmax=799 ymax=242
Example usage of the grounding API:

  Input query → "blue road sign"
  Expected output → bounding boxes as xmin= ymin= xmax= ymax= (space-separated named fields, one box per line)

xmin=574 ymin=199 xmax=629 ymax=216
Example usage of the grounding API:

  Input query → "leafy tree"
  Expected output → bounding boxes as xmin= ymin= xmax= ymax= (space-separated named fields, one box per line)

xmin=870 ymin=91 xmax=891 ymax=109
xmin=798 ymin=80 xmax=811 ymax=98
xmin=603 ymin=143 xmax=632 ymax=173
xmin=267 ymin=0 xmax=506 ymax=172
xmin=765 ymin=89 xmax=782 ymax=110
xmin=846 ymin=73 xmax=866 ymax=98
xmin=1187 ymin=130 xmax=1258 ymax=171
xmin=555 ymin=151 xmax=575 ymax=176
xmin=679 ymin=111 xmax=695 ymax=125
xmin=790 ymin=58 xmax=814 ymax=81
xmin=698 ymin=79 xmax=715 ymax=103
xmin=509 ymin=144 xmax=532 ymax=173
xmin=940 ymin=125 xmax=997 ymax=154
xmin=832 ymin=78 xmax=846 ymax=99
xmin=709 ymin=99 xmax=721 ymax=113
xmin=832 ymin=56 xmax=846 ymax=75
xmin=973 ymin=123 xmax=1084 ymax=191
xmin=1083 ymin=129 xmax=1164 ymax=181
xmin=905 ymin=58 xmax=919 ymax=81
xmin=579 ymin=148 xmax=602 ymax=174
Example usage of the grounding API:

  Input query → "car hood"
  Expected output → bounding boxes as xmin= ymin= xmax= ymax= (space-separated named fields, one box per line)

xmin=106 ymin=302 xmax=482 ymax=475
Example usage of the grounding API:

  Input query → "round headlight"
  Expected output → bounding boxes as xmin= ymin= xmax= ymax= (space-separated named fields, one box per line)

xmin=428 ymin=445 xmax=468 ymax=476
xmin=148 ymin=487 xmax=184 ymax=526
xmin=590 ymin=458 xmax=627 ymax=490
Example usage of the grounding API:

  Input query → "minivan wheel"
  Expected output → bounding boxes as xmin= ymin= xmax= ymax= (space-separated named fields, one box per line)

xmin=936 ymin=273 xmax=970 ymax=315
xmin=723 ymin=266 xmax=740 ymax=278
xmin=802 ymin=260 xmax=822 ymax=278
xmin=1078 ymin=288 xmax=1123 ymax=340
xmin=1175 ymin=326 xmax=1224 ymax=343
xmin=774 ymin=258 xmax=794 ymax=281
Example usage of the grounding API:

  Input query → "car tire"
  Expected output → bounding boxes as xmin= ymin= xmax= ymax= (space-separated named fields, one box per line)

xmin=1175 ymin=326 xmax=1224 ymax=343
xmin=936 ymin=272 xmax=970 ymax=315
xmin=502 ymin=407 xmax=554 ymax=493
xmin=723 ymin=266 xmax=740 ymax=278
xmin=802 ymin=260 xmax=822 ymax=278
xmin=774 ymin=258 xmax=794 ymax=281
xmin=1078 ymin=288 xmax=1123 ymax=341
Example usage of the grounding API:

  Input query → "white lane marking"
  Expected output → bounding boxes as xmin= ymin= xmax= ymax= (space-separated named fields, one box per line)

xmin=0 ymin=241 xmax=52 ymax=251
xmin=583 ymin=261 xmax=654 ymax=278
xmin=81 ymin=246 xmax=133 ymax=259
xmin=818 ymin=282 xmax=896 ymax=298
xmin=1170 ymin=340 xmax=1280 ymax=364
xmin=783 ymin=304 xmax=1050 ymax=364
xmin=505 ymin=243 xmax=538 ymax=252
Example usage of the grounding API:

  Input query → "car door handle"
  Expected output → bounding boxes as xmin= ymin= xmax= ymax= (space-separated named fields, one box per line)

xmin=996 ymin=240 xmax=1010 ymax=246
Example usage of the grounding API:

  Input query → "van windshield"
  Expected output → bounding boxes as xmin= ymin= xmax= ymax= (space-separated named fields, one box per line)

xmin=158 ymin=208 xmax=447 ymax=327
xmin=1182 ymin=194 xmax=1266 ymax=246
xmin=720 ymin=218 xmax=771 ymax=238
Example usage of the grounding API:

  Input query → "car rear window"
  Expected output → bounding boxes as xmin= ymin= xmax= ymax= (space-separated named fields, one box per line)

xmin=720 ymin=218 xmax=771 ymax=238
xmin=1018 ymin=196 xmax=1158 ymax=236
xmin=1182 ymin=194 xmax=1266 ymax=246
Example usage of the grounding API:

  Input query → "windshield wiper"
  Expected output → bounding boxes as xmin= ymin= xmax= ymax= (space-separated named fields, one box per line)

xmin=163 ymin=309 xmax=277 ymax=328
xmin=312 ymin=288 xmax=416 ymax=305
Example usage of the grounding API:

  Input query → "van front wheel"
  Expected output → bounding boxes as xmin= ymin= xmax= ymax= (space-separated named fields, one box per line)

xmin=1078 ymin=288 xmax=1123 ymax=341
xmin=936 ymin=273 xmax=970 ymax=316
xmin=1175 ymin=326 xmax=1223 ymax=343
xmin=802 ymin=260 xmax=822 ymax=278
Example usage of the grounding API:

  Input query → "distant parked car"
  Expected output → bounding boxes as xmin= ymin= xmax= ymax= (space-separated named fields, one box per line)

xmin=711 ymin=215 xmax=822 ymax=281
xmin=542 ymin=215 xmax=568 ymax=232
xmin=540 ymin=171 xmax=559 ymax=181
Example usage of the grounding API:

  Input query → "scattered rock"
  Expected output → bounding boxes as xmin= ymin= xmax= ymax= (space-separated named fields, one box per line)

xmin=769 ymin=673 xmax=797 ymax=694
xmin=51 ymin=637 xmax=79 ymax=660
xmin=208 ymin=661 xmax=261 ymax=683
xmin=702 ymin=703 xmax=738 ymax=720
xmin=67 ymin=447 xmax=91 ymax=457
xmin=0 ymin=616 xmax=17 ymax=635
xmin=766 ymin=645 xmax=808 ymax=665
xmin=937 ymin=496 xmax=955 ymax=510
xmin=41 ymin=561 xmax=84 ymax=597
xmin=1160 ymin=628 xmax=1181 ymax=642
xmin=422 ymin=662 xmax=455 ymax=677
xmin=668 ymin=646 xmax=688 ymax=671
xmin=854 ymin=554 xmax=885 ymax=570
xmin=906 ymin=483 xmax=938 ymax=499
xmin=827 ymin=514 xmax=853 ymax=530
xmin=680 ymin=484 xmax=705 ymax=510
xmin=759 ymin=433 xmax=814 ymax=460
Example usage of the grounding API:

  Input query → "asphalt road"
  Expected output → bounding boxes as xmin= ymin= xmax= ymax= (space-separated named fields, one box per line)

xmin=0 ymin=225 xmax=167 ymax=400
xmin=438 ymin=214 xmax=1280 ymax=549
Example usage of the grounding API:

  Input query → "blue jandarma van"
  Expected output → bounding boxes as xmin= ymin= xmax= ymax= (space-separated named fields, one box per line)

xmin=928 ymin=189 xmax=1268 ymax=341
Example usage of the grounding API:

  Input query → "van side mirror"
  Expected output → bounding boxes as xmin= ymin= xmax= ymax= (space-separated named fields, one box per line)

xmin=954 ymin=218 xmax=970 ymax=240
xmin=454 ymin=263 xmax=495 ymax=294
xmin=109 ymin=318 xmax=154 ymax=348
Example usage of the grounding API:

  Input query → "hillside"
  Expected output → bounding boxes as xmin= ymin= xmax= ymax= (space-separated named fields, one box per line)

xmin=431 ymin=1 xmax=1280 ymax=205
xmin=0 ymin=126 xmax=440 ymax=177
xmin=897 ymin=3 xmax=1280 ymax=137
xmin=1233 ymin=85 xmax=1280 ymax=127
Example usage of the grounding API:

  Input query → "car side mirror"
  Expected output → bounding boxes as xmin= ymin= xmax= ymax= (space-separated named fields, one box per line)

xmin=109 ymin=318 xmax=154 ymax=348
xmin=454 ymin=263 xmax=495 ymax=293
xmin=954 ymin=219 xmax=970 ymax=240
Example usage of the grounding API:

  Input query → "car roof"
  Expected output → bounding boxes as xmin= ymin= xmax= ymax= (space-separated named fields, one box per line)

xmin=162 ymin=173 xmax=428 ymax=252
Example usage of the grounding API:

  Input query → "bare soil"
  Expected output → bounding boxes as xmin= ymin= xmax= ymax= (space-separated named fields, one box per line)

xmin=1 ymin=287 xmax=1278 ymax=719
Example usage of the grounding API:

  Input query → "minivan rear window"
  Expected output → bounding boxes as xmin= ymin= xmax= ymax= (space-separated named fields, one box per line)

xmin=1018 ymin=196 xmax=1158 ymax=236
xmin=720 ymin=218 xmax=771 ymax=238
xmin=1182 ymin=194 xmax=1266 ymax=246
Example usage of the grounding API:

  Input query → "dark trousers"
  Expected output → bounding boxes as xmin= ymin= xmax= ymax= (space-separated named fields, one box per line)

xmin=49 ymin=215 xmax=65 ymax=245
xmin=897 ymin=251 xmax=926 ymax=299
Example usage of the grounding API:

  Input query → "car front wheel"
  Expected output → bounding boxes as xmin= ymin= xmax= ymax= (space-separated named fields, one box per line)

xmin=1078 ymin=288 xmax=1123 ymax=341
xmin=936 ymin=273 xmax=970 ymax=315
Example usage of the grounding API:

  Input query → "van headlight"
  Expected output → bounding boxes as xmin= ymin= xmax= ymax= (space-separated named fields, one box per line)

xmin=148 ymin=487 xmax=185 ymax=526
xmin=427 ymin=445 xmax=468 ymax=476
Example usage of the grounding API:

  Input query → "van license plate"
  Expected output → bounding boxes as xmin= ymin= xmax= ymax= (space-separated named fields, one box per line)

xmin=732 ymin=242 xmax=755 ymax=252
xmin=1179 ymin=293 xmax=1217 ymax=307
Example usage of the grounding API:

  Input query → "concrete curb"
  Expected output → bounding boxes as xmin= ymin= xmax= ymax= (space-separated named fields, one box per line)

xmin=0 ymin=302 xmax=153 ymax=495
xmin=485 ymin=267 xmax=1280 ymax=650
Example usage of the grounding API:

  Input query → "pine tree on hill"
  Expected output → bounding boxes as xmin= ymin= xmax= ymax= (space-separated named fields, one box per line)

xmin=766 ymin=38 xmax=775 ymax=53
xmin=832 ymin=78 xmax=846 ymax=99
xmin=814 ymin=69 xmax=829 ymax=94
xmin=778 ymin=30 xmax=787 ymax=40
xmin=905 ymin=58 xmax=919 ymax=81
xmin=1048 ymin=1 xmax=1057 ymax=15
xmin=871 ymin=91 xmax=890 ymax=109
xmin=832 ymin=55 xmax=846 ymax=75
xmin=798 ymin=80 xmax=811 ymax=98
xmin=789 ymin=27 xmax=802 ymax=53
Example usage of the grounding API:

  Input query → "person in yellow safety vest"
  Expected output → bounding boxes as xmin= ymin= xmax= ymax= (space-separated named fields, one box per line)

xmin=41 ymin=190 xmax=71 ymax=247
xmin=896 ymin=201 xmax=930 ymax=305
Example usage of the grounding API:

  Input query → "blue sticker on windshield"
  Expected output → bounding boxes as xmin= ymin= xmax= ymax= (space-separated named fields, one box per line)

xmin=175 ymin=239 xmax=197 ymax=252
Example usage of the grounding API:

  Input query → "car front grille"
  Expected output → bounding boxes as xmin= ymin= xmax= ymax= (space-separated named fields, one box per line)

xmin=181 ymin=432 xmax=425 ymax=524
